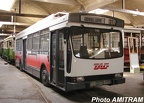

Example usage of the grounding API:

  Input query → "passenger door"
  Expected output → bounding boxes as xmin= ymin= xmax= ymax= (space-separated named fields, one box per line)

xmin=51 ymin=30 xmax=65 ymax=88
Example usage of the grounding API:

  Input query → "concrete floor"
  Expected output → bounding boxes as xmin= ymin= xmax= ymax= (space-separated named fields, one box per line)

xmin=0 ymin=58 xmax=46 ymax=103
xmin=0 ymin=57 xmax=144 ymax=103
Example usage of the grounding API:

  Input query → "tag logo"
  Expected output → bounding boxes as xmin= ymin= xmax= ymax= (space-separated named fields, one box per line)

xmin=94 ymin=63 xmax=109 ymax=70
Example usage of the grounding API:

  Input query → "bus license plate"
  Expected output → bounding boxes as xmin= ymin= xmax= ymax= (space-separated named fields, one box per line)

xmin=90 ymin=80 xmax=111 ymax=87
xmin=103 ymin=80 xmax=111 ymax=84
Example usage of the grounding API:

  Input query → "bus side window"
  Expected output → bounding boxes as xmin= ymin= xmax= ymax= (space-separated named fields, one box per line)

xmin=9 ymin=41 xmax=12 ymax=47
xmin=59 ymin=32 xmax=64 ymax=68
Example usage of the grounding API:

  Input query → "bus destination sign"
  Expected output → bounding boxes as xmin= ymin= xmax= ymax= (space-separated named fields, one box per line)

xmin=81 ymin=15 xmax=116 ymax=25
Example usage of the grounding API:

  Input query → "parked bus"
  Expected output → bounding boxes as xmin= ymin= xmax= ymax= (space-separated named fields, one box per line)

xmin=0 ymin=40 xmax=3 ymax=56
xmin=2 ymin=35 xmax=15 ymax=63
xmin=15 ymin=12 xmax=125 ymax=91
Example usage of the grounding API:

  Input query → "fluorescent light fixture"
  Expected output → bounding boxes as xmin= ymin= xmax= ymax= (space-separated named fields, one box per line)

xmin=89 ymin=8 xmax=109 ymax=14
xmin=0 ymin=0 xmax=15 ymax=11
xmin=0 ymin=33 xmax=10 ymax=36
xmin=0 ymin=21 xmax=30 ymax=26
xmin=103 ymin=8 xmax=144 ymax=16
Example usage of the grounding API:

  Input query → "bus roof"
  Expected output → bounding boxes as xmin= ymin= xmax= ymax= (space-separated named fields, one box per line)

xmin=4 ymin=35 xmax=15 ymax=41
xmin=16 ymin=12 xmax=124 ymax=39
xmin=124 ymin=28 xmax=144 ymax=33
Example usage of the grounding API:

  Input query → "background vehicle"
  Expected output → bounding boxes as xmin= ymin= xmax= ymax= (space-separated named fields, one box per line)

xmin=15 ymin=12 xmax=125 ymax=91
xmin=2 ymin=35 xmax=15 ymax=63
xmin=123 ymin=28 xmax=144 ymax=69
xmin=0 ymin=40 xmax=3 ymax=57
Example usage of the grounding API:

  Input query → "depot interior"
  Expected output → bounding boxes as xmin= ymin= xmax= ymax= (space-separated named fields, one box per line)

xmin=0 ymin=0 xmax=144 ymax=86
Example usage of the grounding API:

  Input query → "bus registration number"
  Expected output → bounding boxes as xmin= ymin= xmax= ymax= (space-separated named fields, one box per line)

xmin=90 ymin=80 xmax=111 ymax=87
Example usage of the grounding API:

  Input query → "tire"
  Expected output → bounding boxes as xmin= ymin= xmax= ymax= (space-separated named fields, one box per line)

xmin=41 ymin=66 xmax=50 ymax=87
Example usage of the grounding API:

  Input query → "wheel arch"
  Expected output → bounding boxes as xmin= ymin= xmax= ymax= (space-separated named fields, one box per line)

xmin=40 ymin=63 xmax=51 ymax=86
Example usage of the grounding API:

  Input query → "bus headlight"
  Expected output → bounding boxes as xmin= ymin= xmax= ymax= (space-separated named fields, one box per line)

xmin=76 ymin=77 xmax=85 ymax=82
xmin=115 ymin=73 xmax=123 ymax=78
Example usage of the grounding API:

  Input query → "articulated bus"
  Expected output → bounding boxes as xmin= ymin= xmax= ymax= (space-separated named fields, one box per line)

xmin=15 ymin=12 xmax=125 ymax=91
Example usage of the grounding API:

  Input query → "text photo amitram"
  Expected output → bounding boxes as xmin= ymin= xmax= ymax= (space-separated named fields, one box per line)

xmin=91 ymin=97 xmax=144 ymax=102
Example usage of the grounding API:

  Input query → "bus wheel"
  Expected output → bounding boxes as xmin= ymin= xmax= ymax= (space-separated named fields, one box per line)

xmin=41 ymin=66 xmax=50 ymax=87
xmin=19 ymin=62 xmax=23 ymax=71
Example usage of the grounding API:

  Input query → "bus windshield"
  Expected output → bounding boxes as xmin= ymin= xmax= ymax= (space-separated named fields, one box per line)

xmin=70 ymin=27 xmax=123 ymax=59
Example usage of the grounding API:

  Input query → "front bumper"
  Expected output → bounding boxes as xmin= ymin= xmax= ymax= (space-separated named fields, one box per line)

xmin=66 ymin=77 xmax=125 ymax=91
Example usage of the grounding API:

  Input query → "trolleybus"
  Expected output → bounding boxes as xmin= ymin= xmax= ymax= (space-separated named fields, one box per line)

xmin=0 ymin=40 xmax=3 ymax=56
xmin=15 ymin=12 xmax=125 ymax=91
xmin=2 ymin=35 xmax=15 ymax=63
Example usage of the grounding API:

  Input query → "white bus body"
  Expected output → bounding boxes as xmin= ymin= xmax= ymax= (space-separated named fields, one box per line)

xmin=15 ymin=12 xmax=125 ymax=91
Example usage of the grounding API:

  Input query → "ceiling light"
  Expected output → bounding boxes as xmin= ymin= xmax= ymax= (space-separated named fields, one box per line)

xmin=0 ymin=24 xmax=2 ymax=28
xmin=133 ymin=9 xmax=139 ymax=16
xmin=103 ymin=8 xmax=144 ymax=16
xmin=0 ymin=33 xmax=10 ymax=36
xmin=0 ymin=21 xmax=30 ymax=26
xmin=89 ymin=8 xmax=109 ymax=14
xmin=0 ymin=0 xmax=15 ymax=11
